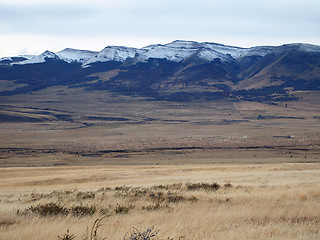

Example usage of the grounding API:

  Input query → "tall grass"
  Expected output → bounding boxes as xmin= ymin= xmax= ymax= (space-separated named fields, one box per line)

xmin=0 ymin=181 xmax=319 ymax=240
xmin=1 ymin=163 xmax=320 ymax=239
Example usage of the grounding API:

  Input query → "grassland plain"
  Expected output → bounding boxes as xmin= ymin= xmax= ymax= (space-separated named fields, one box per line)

xmin=0 ymin=163 xmax=320 ymax=239
xmin=1 ymin=90 xmax=320 ymax=167
xmin=0 ymin=89 xmax=320 ymax=239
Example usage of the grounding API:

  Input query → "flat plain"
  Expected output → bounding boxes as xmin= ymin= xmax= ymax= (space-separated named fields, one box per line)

xmin=0 ymin=87 xmax=320 ymax=239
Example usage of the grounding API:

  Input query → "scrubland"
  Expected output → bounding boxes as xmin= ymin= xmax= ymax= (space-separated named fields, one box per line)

xmin=0 ymin=163 xmax=320 ymax=240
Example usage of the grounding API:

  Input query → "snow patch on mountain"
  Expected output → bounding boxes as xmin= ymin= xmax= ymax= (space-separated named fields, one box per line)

xmin=202 ymin=42 xmax=247 ymax=59
xmin=13 ymin=51 xmax=59 ymax=65
xmin=138 ymin=44 xmax=198 ymax=62
xmin=137 ymin=40 xmax=240 ymax=62
xmin=136 ymin=40 xmax=278 ymax=62
xmin=18 ymin=55 xmax=37 ymax=60
xmin=165 ymin=40 xmax=203 ymax=49
xmin=57 ymin=48 xmax=98 ymax=63
xmin=239 ymin=46 xmax=275 ymax=58
xmin=196 ymin=48 xmax=230 ymax=62
xmin=84 ymin=46 xmax=137 ymax=65
xmin=286 ymin=43 xmax=320 ymax=53
xmin=0 ymin=57 xmax=12 ymax=62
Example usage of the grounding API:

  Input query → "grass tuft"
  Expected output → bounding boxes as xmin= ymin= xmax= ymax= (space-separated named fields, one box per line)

xmin=76 ymin=191 xmax=96 ymax=200
xmin=114 ymin=204 xmax=135 ymax=214
xmin=124 ymin=226 xmax=159 ymax=240
xmin=185 ymin=182 xmax=220 ymax=191
xmin=58 ymin=229 xmax=75 ymax=240
xmin=70 ymin=205 xmax=96 ymax=217
xmin=26 ymin=202 xmax=68 ymax=217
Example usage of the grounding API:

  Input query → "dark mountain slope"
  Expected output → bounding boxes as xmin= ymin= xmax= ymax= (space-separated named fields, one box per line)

xmin=0 ymin=41 xmax=320 ymax=102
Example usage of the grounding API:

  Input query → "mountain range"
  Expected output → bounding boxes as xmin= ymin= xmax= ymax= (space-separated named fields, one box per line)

xmin=1 ymin=40 xmax=320 ymax=102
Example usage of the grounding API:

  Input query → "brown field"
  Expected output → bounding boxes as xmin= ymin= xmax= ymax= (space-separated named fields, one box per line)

xmin=0 ymin=88 xmax=320 ymax=239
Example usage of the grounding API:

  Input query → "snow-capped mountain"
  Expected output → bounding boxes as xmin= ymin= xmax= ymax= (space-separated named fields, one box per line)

xmin=7 ymin=40 xmax=320 ymax=67
xmin=12 ymin=49 xmax=97 ymax=65
xmin=1 ymin=40 xmax=320 ymax=103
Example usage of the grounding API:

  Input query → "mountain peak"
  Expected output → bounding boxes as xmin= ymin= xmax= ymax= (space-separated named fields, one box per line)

xmin=165 ymin=40 xmax=202 ymax=49
xmin=13 ymin=50 xmax=59 ymax=65
xmin=6 ymin=40 xmax=320 ymax=66
xmin=41 ymin=50 xmax=58 ymax=59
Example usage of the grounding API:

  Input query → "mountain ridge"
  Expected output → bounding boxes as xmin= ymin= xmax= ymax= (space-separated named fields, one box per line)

xmin=2 ymin=40 xmax=320 ymax=66
xmin=1 ymin=40 xmax=320 ymax=103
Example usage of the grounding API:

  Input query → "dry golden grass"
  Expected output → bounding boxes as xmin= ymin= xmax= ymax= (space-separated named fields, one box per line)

xmin=0 ymin=163 xmax=320 ymax=240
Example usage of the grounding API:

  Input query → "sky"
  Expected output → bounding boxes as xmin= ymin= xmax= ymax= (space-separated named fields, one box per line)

xmin=0 ymin=0 xmax=320 ymax=57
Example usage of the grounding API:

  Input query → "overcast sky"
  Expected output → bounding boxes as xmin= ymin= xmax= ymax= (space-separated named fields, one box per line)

xmin=1 ymin=0 xmax=320 ymax=57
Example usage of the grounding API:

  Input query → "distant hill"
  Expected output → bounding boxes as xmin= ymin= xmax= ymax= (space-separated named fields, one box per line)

xmin=1 ymin=40 xmax=320 ymax=102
